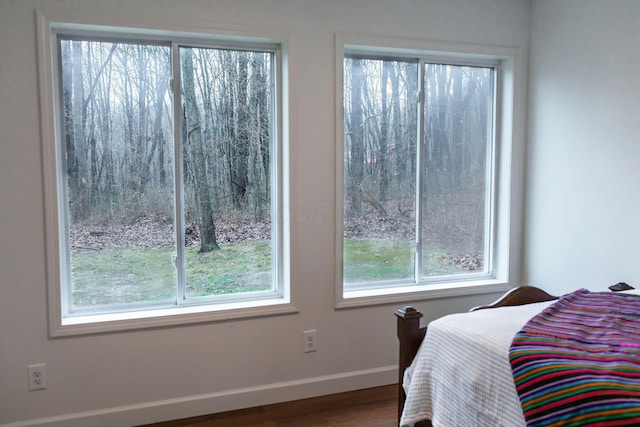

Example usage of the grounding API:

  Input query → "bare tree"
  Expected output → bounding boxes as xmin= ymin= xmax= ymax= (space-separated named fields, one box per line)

xmin=61 ymin=39 xmax=274 ymax=248
xmin=345 ymin=58 xmax=365 ymax=217
xmin=181 ymin=48 xmax=220 ymax=252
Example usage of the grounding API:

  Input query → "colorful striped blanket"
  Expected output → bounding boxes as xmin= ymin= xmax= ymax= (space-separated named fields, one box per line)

xmin=509 ymin=289 xmax=640 ymax=426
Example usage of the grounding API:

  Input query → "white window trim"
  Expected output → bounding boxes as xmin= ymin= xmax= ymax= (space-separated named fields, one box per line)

xmin=36 ymin=10 xmax=296 ymax=337
xmin=334 ymin=33 xmax=526 ymax=308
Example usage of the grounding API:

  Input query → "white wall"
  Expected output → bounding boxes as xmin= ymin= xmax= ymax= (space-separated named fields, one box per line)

xmin=0 ymin=0 xmax=530 ymax=425
xmin=525 ymin=0 xmax=640 ymax=295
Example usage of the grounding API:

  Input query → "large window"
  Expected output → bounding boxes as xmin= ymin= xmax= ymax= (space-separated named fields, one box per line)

xmin=338 ymin=41 xmax=522 ymax=303
xmin=40 ymin=20 xmax=290 ymax=334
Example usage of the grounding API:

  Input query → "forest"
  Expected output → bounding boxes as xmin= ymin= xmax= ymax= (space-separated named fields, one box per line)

xmin=60 ymin=38 xmax=274 ymax=307
xmin=59 ymin=37 xmax=493 ymax=308
xmin=61 ymin=39 xmax=271 ymax=238
xmin=343 ymin=56 xmax=492 ymax=283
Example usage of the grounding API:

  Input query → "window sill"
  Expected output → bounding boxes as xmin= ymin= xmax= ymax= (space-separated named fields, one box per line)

xmin=336 ymin=279 xmax=513 ymax=309
xmin=52 ymin=298 xmax=297 ymax=337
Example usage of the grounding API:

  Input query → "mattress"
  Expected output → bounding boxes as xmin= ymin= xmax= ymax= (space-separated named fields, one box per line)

xmin=400 ymin=300 xmax=554 ymax=427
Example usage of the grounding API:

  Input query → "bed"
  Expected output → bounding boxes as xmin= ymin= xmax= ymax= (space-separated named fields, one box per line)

xmin=395 ymin=286 xmax=640 ymax=427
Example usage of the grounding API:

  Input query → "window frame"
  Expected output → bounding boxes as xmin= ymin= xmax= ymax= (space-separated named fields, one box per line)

xmin=37 ymin=12 xmax=294 ymax=337
xmin=335 ymin=34 xmax=526 ymax=308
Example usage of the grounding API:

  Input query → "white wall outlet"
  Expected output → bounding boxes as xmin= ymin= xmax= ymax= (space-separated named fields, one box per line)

xmin=303 ymin=329 xmax=318 ymax=353
xmin=28 ymin=363 xmax=47 ymax=391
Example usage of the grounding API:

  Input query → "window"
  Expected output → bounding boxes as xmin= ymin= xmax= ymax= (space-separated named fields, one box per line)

xmin=337 ymin=39 xmax=523 ymax=304
xmin=39 ymin=18 xmax=291 ymax=335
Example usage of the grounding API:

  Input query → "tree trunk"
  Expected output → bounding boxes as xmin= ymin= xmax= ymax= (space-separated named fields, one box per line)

xmin=379 ymin=61 xmax=391 ymax=202
xmin=181 ymin=48 xmax=220 ymax=252
xmin=72 ymin=40 xmax=88 ymax=220
xmin=347 ymin=58 xmax=365 ymax=217
xmin=61 ymin=41 xmax=79 ymax=220
xmin=404 ymin=62 xmax=418 ymax=198
xmin=233 ymin=52 xmax=250 ymax=210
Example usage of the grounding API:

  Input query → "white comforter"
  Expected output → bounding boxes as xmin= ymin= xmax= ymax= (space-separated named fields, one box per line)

xmin=400 ymin=301 xmax=554 ymax=427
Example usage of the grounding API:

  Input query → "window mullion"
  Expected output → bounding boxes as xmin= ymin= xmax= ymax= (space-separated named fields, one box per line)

xmin=414 ymin=60 xmax=425 ymax=283
xmin=271 ymin=49 xmax=283 ymax=296
xmin=171 ymin=42 xmax=187 ymax=305
xmin=484 ymin=67 xmax=498 ymax=276
xmin=55 ymin=36 xmax=74 ymax=316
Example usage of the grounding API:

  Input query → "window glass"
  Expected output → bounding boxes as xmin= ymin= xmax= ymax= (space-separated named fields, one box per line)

xmin=342 ymin=55 xmax=495 ymax=291
xmin=60 ymin=40 xmax=176 ymax=309
xmin=343 ymin=57 xmax=418 ymax=287
xmin=421 ymin=64 xmax=493 ymax=278
xmin=57 ymin=36 xmax=279 ymax=316
xmin=179 ymin=46 xmax=274 ymax=299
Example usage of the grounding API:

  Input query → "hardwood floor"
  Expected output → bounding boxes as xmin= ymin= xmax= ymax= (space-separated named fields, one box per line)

xmin=138 ymin=384 xmax=398 ymax=427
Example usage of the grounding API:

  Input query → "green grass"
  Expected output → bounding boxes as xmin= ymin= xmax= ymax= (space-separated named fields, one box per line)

xmin=71 ymin=247 xmax=176 ymax=306
xmin=71 ymin=238 xmax=473 ymax=307
xmin=343 ymin=238 xmax=475 ymax=283
xmin=71 ymin=242 xmax=272 ymax=307
xmin=185 ymin=241 xmax=272 ymax=296
xmin=343 ymin=238 xmax=414 ymax=282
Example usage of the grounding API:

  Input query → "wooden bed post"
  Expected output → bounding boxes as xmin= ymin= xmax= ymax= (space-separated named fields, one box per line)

xmin=395 ymin=306 xmax=426 ymax=424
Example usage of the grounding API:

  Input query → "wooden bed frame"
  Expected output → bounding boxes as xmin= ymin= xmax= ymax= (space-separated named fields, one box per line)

xmin=394 ymin=286 xmax=558 ymax=427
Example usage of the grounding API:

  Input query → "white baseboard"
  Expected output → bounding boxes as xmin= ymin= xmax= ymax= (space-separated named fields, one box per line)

xmin=2 ymin=365 xmax=397 ymax=427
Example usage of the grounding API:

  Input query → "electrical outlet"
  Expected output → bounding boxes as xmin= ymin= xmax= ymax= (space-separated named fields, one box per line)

xmin=303 ymin=329 xmax=318 ymax=353
xmin=28 ymin=364 xmax=47 ymax=391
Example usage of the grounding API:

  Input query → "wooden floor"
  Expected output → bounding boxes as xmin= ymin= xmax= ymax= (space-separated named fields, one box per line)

xmin=139 ymin=384 xmax=398 ymax=427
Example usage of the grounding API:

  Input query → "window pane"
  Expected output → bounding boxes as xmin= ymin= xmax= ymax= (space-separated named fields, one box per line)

xmin=179 ymin=47 xmax=273 ymax=298
xmin=60 ymin=40 xmax=176 ymax=309
xmin=343 ymin=57 xmax=418 ymax=286
xmin=421 ymin=64 xmax=493 ymax=277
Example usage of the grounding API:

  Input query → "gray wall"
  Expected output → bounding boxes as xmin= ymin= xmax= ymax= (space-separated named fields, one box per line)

xmin=525 ymin=0 xmax=640 ymax=294
xmin=0 ymin=0 xmax=531 ymax=425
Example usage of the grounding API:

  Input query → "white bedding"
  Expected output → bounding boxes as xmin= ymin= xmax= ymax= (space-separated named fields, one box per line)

xmin=400 ymin=301 xmax=554 ymax=427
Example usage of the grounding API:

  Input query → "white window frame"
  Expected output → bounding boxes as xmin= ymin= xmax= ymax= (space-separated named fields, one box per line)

xmin=335 ymin=34 xmax=526 ymax=308
xmin=37 ymin=11 xmax=294 ymax=337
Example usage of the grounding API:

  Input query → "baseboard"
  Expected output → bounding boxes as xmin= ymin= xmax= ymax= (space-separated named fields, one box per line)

xmin=2 ymin=365 xmax=397 ymax=427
